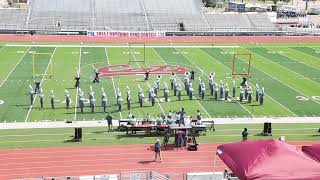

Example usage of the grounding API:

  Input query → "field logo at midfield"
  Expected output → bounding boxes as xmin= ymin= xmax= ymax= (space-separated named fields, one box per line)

xmin=97 ymin=64 xmax=189 ymax=77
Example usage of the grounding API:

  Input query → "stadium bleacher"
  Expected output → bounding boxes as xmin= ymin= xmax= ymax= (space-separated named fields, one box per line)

xmin=0 ymin=0 xmax=276 ymax=32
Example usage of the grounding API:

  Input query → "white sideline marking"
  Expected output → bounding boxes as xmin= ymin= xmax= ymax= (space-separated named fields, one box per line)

xmin=0 ymin=127 xmax=315 ymax=138
xmin=105 ymin=48 xmax=123 ymax=120
xmin=24 ymin=48 xmax=57 ymax=122
xmin=0 ymin=46 xmax=6 ymax=53
xmin=152 ymin=48 xmax=211 ymax=118
xmin=0 ymin=47 xmax=30 ymax=88
xmin=245 ymin=49 xmax=320 ymax=105
xmin=0 ymin=100 xmax=4 ymax=105
xmin=200 ymin=48 xmax=298 ymax=117
xmin=74 ymin=47 xmax=82 ymax=121
xmin=6 ymin=44 xmax=240 ymax=48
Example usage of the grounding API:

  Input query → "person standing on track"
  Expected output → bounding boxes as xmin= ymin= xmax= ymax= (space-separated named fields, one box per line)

xmin=154 ymin=139 xmax=162 ymax=162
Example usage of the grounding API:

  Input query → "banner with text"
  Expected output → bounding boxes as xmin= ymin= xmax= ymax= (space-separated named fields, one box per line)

xmin=87 ymin=31 xmax=166 ymax=37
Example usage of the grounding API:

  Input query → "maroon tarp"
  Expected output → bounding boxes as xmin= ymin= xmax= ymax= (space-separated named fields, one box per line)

xmin=302 ymin=144 xmax=320 ymax=162
xmin=216 ymin=139 xmax=320 ymax=180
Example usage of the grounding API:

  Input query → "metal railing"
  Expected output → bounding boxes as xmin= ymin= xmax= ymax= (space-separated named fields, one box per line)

xmin=119 ymin=171 xmax=169 ymax=180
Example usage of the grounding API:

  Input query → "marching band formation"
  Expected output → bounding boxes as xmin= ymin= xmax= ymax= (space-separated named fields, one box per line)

xmin=28 ymin=70 xmax=265 ymax=113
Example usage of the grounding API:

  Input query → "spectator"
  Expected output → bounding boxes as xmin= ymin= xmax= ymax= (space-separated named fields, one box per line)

xmin=105 ymin=112 xmax=113 ymax=132
xmin=242 ymin=128 xmax=248 ymax=141
xmin=154 ymin=139 xmax=162 ymax=162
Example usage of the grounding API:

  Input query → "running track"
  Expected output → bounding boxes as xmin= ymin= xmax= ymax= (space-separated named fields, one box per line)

xmin=0 ymin=142 xmax=317 ymax=179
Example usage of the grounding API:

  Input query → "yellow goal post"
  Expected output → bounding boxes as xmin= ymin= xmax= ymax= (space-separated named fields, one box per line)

xmin=32 ymin=52 xmax=53 ymax=79
xmin=231 ymin=52 xmax=252 ymax=77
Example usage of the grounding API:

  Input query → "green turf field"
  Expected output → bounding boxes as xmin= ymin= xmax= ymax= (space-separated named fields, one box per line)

xmin=0 ymin=42 xmax=319 ymax=122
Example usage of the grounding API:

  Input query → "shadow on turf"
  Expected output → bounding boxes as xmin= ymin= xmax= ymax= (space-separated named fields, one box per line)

xmin=310 ymin=134 xmax=320 ymax=137
xmin=15 ymin=104 xmax=29 ymax=107
xmin=92 ymin=130 xmax=108 ymax=134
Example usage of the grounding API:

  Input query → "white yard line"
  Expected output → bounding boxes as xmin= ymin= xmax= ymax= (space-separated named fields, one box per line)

xmin=199 ymin=48 xmax=298 ymax=117
xmin=0 ymin=47 xmax=30 ymax=88
xmin=6 ymin=44 xmax=239 ymax=48
xmin=0 ymin=117 xmax=319 ymax=130
xmin=307 ymin=47 xmax=320 ymax=56
xmin=128 ymin=46 xmax=165 ymax=115
xmin=262 ymin=47 xmax=320 ymax=85
xmin=152 ymin=48 xmax=212 ymax=118
xmin=74 ymin=47 xmax=82 ymax=121
xmin=289 ymin=47 xmax=320 ymax=60
xmin=104 ymin=48 xmax=123 ymax=120
xmin=24 ymin=48 xmax=57 ymax=122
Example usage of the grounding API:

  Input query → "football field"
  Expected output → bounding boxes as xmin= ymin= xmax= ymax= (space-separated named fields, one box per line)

xmin=0 ymin=42 xmax=319 ymax=122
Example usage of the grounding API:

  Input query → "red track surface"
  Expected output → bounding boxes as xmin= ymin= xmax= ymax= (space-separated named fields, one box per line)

xmin=0 ymin=142 xmax=317 ymax=179
xmin=1 ymin=35 xmax=320 ymax=43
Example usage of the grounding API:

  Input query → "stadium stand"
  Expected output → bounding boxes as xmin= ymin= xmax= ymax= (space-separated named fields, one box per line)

xmin=0 ymin=0 xmax=276 ymax=32
xmin=0 ymin=8 xmax=27 ymax=30
xmin=205 ymin=13 xmax=276 ymax=32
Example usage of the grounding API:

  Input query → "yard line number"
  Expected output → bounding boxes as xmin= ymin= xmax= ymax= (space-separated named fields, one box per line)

xmin=296 ymin=96 xmax=320 ymax=101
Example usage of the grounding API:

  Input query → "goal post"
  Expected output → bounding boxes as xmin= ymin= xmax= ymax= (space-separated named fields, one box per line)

xmin=232 ymin=52 xmax=251 ymax=77
xmin=127 ymin=43 xmax=146 ymax=64
xmin=32 ymin=52 xmax=53 ymax=79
